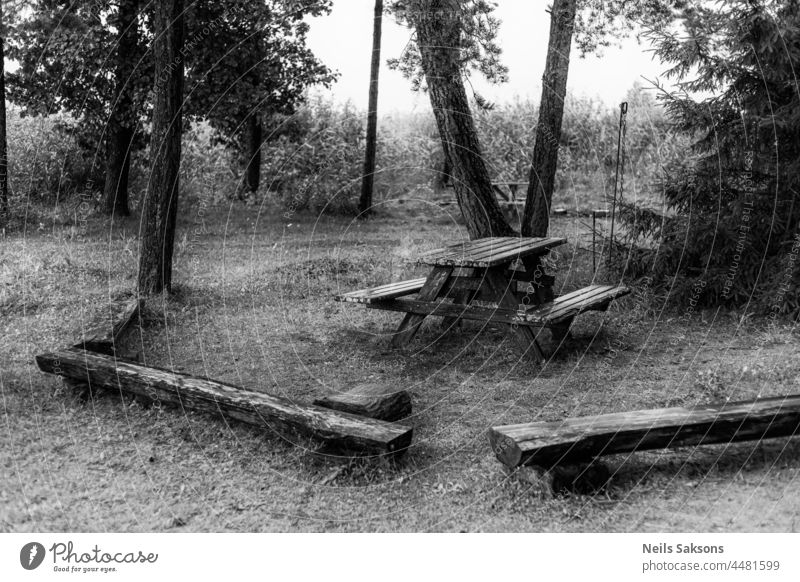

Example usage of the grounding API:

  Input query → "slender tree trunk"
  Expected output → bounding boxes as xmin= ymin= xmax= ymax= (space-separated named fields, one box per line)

xmin=103 ymin=0 xmax=139 ymax=217
xmin=358 ymin=0 xmax=383 ymax=217
xmin=411 ymin=0 xmax=514 ymax=239
xmin=521 ymin=0 xmax=577 ymax=237
xmin=245 ymin=113 xmax=262 ymax=193
xmin=137 ymin=0 xmax=184 ymax=295
xmin=0 ymin=3 xmax=9 ymax=223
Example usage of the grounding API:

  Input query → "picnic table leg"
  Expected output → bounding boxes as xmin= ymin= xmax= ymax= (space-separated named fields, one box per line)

xmin=441 ymin=289 xmax=470 ymax=331
xmin=390 ymin=267 xmax=453 ymax=348
xmin=484 ymin=267 xmax=546 ymax=362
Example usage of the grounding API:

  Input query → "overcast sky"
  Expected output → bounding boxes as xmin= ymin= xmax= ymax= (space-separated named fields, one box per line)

xmin=306 ymin=1 xmax=666 ymax=112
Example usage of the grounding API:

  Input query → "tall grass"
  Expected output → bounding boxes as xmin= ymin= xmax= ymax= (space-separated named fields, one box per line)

xmin=4 ymin=85 xmax=685 ymax=224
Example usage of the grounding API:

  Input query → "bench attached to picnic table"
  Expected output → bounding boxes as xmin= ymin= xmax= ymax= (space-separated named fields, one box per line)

xmin=336 ymin=281 xmax=629 ymax=343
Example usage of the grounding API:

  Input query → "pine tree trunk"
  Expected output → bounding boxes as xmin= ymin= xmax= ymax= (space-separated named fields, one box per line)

xmin=521 ymin=0 xmax=577 ymax=237
xmin=103 ymin=0 xmax=139 ymax=217
xmin=245 ymin=113 xmax=262 ymax=193
xmin=358 ymin=0 xmax=383 ymax=217
xmin=0 ymin=3 xmax=9 ymax=223
xmin=411 ymin=0 xmax=514 ymax=239
xmin=137 ymin=0 xmax=184 ymax=295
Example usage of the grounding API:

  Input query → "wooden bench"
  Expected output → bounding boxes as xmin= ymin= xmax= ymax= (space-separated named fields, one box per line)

xmin=357 ymin=283 xmax=629 ymax=331
xmin=489 ymin=394 xmax=800 ymax=469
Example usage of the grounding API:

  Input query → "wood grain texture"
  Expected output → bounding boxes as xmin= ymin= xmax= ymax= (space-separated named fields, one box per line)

xmin=74 ymin=297 xmax=144 ymax=355
xmin=314 ymin=383 xmax=412 ymax=422
xmin=418 ymin=237 xmax=566 ymax=268
xmin=37 ymin=349 xmax=413 ymax=456
xmin=390 ymin=266 xmax=452 ymax=348
xmin=335 ymin=278 xmax=426 ymax=304
xmin=489 ymin=395 xmax=800 ymax=469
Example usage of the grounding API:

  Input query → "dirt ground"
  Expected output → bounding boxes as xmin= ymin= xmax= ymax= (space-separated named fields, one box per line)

xmin=2 ymin=202 xmax=799 ymax=532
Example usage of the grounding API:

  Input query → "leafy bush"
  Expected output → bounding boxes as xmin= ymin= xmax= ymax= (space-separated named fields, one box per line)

xmin=6 ymin=109 xmax=102 ymax=210
xmin=261 ymin=97 xmax=364 ymax=215
xmin=614 ymin=0 xmax=800 ymax=317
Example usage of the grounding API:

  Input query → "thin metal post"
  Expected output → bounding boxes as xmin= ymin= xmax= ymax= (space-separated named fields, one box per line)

xmin=610 ymin=101 xmax=628 ymax=264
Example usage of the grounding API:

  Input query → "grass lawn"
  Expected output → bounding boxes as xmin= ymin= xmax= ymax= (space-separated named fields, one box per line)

xmin=2 ymin=202 xmax=799 ymax=532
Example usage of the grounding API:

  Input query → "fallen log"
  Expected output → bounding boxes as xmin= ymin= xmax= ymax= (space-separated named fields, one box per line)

xmin=74 ymin=297 xmax=143 ymax=355
xmin=314 ymin=383 xmax=412 ymax=421
xmin=37 ymin=349 xmax=413 ymax=456
xmin=489 ymin=395 xmax=800 ymax=469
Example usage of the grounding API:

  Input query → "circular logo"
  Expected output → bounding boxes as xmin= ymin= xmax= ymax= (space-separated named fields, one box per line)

xmin=20 ymin=542 xmax=46 ymax=570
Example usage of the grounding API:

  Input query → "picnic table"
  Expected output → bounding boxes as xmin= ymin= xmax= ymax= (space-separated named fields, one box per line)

xmin=335 ymin=237 xmax=630 ymax=362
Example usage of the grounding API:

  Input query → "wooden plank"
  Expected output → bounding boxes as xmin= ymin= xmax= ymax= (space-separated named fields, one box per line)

xmin=369 ymin=297 xmax=521 ymax=324
xmin=335 ymin=278 xmax=426 ymax=304
xmin=420 ymin=237 xmax=566 ymax=268
xmin=489 ymin=395 xmax=800 ymax=469
xmin=527 ymin=286 xmax=630 ymax=324
xmin=390 ymin=267 xmax=453 ymax=348
xmin=470 ymin=237 xmax=565 ymax=267
xmin=314 ymin=383 xmax=412 ymax=422
xmin=418 ymin=237 xmax=514 ymax=265
xmin=37 ymin=349 xmax=413 ymax=456
xmin=74 ymin=297 xmax=144 ymax=355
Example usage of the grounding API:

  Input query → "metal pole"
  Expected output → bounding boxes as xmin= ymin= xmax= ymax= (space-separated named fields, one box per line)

xmin=610 ymin=101 xmax=628 ymax=264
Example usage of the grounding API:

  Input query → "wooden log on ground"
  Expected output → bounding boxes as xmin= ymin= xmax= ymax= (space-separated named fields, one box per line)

xmin=36 ymin=348 xmax=413 ymax=456
xmin=490 ymin=395 xmax=800 ymax=469
xmin=314 ymin=383 xmax=412 ymax=422
xmin=74 ymin=297 xmax=143 ymax=355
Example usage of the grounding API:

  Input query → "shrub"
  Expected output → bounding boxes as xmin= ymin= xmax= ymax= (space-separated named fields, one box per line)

xmin=614 ymin=0 xmax=800 ymax=317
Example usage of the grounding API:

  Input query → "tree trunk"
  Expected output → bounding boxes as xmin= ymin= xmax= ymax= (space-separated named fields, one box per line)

xmin=0 ymin=2 xmax=9 ymax=224
xmin=521 ymin=0 xmax=577 ymax=237
xmin=411 ymin=0 xmax=514 ymax=239
xmin=244 ymin=113 xmax=262 ymax=193
xmin=358 ymin=0 xmax=383 ymax=217
xmin=137 ymin=0 xmax=183 ymax=295
xmin=103 ymin=0 xmax=139 ymax=217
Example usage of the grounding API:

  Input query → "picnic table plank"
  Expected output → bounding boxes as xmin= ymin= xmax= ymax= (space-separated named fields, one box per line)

xmin=419 ymin=237 xmax=566 ymax=268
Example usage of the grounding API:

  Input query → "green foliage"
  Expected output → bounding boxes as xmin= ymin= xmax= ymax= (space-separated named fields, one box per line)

xmin=7 ymin=0 xmax=151 ymax=133
xmin=616 ymin=0 xmax=800 ymax=317
xmin=183 ymin=0 xmax=336 ymax=150
xmin=387 ymin=0 xmax=508 ymax=98
xmin=6 ymin=109 xmax=100 ymax=208
xmin=262 ymin=98 xmax=364 ymax=214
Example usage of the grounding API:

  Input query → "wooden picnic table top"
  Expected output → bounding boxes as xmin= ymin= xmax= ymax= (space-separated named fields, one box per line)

xmin=417 ymin=236 xmax=566 ymax=269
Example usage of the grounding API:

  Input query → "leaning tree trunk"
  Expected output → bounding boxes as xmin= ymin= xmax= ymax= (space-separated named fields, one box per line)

xmin=244 ymin=113 xmax=262 ymax=193
xmin=521 ymin=0 xmax=577 ymax=237
xmin=137 ymin=0 xmax=184 ymax=295
xmin=103 ymin=0 xmax=139 ymax=217
xmin=0 ymin=2 xmax=9 ymax=223
xmin=357 ymin=0 xmax=383 ymax=218
xmin=411 ymin=0 xmax=514 ymax=239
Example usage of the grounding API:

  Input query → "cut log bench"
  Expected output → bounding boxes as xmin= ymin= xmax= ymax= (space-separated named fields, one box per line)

xmin=335 ymin=236 xmax=630 ymax=361
xmin=314 ymin=383 xmax=412 ymax=422
xmin=489 ymin=395 xmax=800 ymax=469
xmin=74 ymin=297 xmax=143 ymax=355
xmin=36 ymin=349 xmax=413 ymax=457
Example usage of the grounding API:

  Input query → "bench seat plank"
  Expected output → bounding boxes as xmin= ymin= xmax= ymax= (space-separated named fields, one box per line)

xmin=366 ymin=284 xmax=630 ymax=326
xmin=334 ymin=278 xmax=427 ymax=304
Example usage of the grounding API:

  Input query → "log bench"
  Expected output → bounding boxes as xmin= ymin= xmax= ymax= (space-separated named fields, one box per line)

xmin=37 ymin=349 xmax=413 ymax=457
xmin=489 ymin=395 xmax=800 ymax=469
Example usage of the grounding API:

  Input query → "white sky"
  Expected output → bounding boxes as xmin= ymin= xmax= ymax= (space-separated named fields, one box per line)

xmin=306 ymin=1 xmax=667 ymax=112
